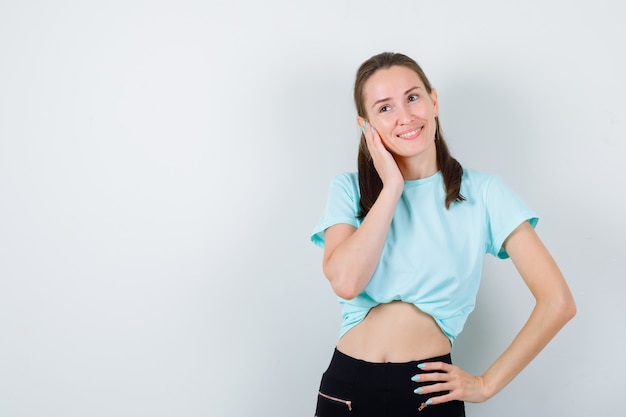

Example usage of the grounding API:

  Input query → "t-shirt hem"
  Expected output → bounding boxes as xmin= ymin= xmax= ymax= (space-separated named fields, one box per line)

xmin=311 ymin=217 xmax=360 ymax=248
xmin=494 ymin=213 xmax=539 ymax=259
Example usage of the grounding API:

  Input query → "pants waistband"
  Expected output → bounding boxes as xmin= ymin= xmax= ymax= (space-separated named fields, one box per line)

xmin=325 ymin=348 xmax=453 ymax=390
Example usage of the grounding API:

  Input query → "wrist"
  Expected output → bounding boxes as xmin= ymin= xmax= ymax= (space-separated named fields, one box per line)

xmin=477 ymin=374 xmax=498 ymax=402
xmin=380 ymin=182 xmax=403 ymax=199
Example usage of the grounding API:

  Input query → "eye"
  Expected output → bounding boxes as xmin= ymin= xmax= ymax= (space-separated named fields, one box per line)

xmin=408 ymin=94 xmax=419 ymax=102
xmin=379 ymin=105 xmax=391 ymax=113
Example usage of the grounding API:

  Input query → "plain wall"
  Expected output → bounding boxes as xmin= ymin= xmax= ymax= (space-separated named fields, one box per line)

xmin=1 ymin=1 xmax=624 ymax=416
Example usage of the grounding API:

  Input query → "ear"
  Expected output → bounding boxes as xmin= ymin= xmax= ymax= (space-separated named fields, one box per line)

xmin=356 ymin=116 xmax=368 ymax=131
xmin=430 ymin=88 xmax=439 ymax=117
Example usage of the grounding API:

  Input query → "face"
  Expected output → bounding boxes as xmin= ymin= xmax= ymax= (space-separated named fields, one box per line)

xmin=360 ymin=65 xmax=439 ymax=165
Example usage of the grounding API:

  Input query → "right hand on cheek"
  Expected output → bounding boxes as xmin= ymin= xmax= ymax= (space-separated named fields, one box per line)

xmin=363 ymin=121 xmax=404 ymax=190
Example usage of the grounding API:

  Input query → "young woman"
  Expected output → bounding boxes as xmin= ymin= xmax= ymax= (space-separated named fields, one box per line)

xmin=311 ymin=52 xmax=576 ymax=416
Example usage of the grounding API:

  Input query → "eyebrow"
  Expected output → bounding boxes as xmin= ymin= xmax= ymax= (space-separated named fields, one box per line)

xmin=370 ymin=86 xmax=423 ymax=110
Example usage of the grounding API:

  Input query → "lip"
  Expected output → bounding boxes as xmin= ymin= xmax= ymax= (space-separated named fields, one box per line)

xmin=396 ymin=126 xmax=423 ymax=140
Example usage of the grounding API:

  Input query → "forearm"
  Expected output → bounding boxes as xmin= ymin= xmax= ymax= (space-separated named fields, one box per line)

xmin=415 ymin=288 xmax=575 ymax=406
xmin=480 ymin=294 xmax=576 ymax=399
xmin=324 ymin=186 xmax=402 ymax=299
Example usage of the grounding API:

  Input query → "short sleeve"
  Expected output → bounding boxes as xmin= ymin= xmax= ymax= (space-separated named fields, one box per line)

xmin=310 ymin=172 xmax=361 ymax=248
xmin=484 ymin=175 xmax=539 ymax=259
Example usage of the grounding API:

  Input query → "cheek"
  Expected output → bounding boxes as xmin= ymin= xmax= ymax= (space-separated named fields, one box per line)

xmin=377 ymin=127 xmax=397 ymax=147
xmin=372 ymin=117 xmax=394 ymax=135
xmin=379 ymin=134 xmax=396 ymax=150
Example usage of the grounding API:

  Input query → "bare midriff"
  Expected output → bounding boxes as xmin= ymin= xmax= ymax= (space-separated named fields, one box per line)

xmin=336 ymin=300 xmax=450 ymax=363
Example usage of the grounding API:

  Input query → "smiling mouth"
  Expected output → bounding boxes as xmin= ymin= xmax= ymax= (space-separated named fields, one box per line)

xmin=397 ymin=127 xmax=422 ymax=139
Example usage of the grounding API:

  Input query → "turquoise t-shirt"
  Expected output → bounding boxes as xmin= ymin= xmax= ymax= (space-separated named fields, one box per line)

xmin=311 ymin=169 xmax=538 ymax=344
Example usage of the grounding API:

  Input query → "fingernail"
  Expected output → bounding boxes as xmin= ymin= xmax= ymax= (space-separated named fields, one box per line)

xmin=363 ymin=120 xmax=368 ymax=128
xmin=425 ymin=400 xmax=433 ymax=405
xmin=411 ymin=375 xmax=420 ymax=382
xmin=370 ymin=126 xmax=375 ymax=133
xmin=414 ymin=387 xmax=424 ymax=394
xmin=417 ymin=363 xmax=426 ymax=369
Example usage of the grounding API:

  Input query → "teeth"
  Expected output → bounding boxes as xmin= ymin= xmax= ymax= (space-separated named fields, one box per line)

xmin=398 ymin=127 xmax=421 ymax=138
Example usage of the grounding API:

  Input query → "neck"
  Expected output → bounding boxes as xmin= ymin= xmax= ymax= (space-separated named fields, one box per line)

xmin=395 ymin=151 xmax=438 ymax=181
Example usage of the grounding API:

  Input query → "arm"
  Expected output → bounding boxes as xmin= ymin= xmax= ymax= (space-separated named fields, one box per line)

xmin=323 ymin=186 xmax=401 ymax=299
xmin=416 ymin=221 xmax=576 ymax=404
xmin=323 ymin=123 xmax=404 ymax=299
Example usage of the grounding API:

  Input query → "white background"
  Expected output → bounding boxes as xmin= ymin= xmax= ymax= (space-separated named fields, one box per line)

xmin=1 ymin=1 xmax=624 ymax=416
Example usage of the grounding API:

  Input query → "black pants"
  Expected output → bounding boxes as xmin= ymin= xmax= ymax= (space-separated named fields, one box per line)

xmin=315 ymin=349 xmax=465 ymax=417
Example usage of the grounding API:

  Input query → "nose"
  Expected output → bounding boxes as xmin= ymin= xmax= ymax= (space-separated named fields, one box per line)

xmin=397 ymin=103 xmax=414 ymax=124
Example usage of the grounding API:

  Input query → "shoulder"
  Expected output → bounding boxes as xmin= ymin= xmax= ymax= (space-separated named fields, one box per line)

xmin=331 ymin=171 xmax=358 ymax=186
xmin=461 ymin=168 xmax=502 ymax=194
xmin=328 ymin=171 xmax=360 ymax=198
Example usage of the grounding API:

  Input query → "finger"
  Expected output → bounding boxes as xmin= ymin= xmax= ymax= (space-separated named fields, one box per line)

xmin=417 ymin=361 xmax=453 ymax=372
xmin=423 ymin=391 xmax=457 ymax=407
xmin=411 ymin=363 xmax=456 ymax=384
xmin=363 ymin=123 xmax=375 ymax=151
xmin=413 ymin=371 xmax=450 ymax=384
xmin=369 ymin=126 xmax=387 ymax=155
xmin=364 ymin=125 xmax=377 ymax=150
xmin=414 ymin=382 xmax=451 ymax=396
xmin=370 ymin=125 xmax=384 ymax=149
xmin=365 ymin=126 xmax=386 ymax=163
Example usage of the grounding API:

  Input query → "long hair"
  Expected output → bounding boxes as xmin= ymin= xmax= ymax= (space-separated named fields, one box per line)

xmin=354 ymin=52 xmax=464 ymax=218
